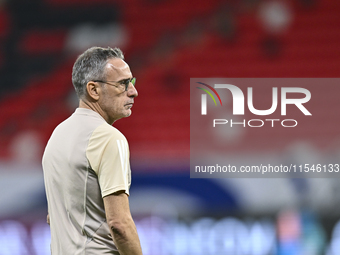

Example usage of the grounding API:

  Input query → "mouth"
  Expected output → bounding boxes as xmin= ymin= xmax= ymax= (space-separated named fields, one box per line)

xmin=125 ymin=102 xmax=134 ymax=108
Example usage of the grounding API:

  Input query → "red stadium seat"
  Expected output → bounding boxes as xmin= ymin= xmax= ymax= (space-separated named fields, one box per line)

xmin=19 ymin=29 xmax=67 ymax=56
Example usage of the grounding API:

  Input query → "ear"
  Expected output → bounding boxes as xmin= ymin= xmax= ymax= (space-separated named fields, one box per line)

xmin=86 ymin=81 xmax=101 ymax=101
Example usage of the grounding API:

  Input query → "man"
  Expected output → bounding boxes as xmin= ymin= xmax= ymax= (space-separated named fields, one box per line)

xmin=42 ymin=46 xmax=143 ymax=255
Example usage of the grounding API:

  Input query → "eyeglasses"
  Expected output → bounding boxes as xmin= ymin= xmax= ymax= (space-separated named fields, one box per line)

xmin=93 ymin=77 xmax=136 ymax=91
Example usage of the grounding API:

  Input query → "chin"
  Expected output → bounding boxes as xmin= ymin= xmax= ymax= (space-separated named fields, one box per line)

xmin=120 ymin=110 xmax=132 ymax=119
xmin=125 ymin=110 xmax=132 ymax=117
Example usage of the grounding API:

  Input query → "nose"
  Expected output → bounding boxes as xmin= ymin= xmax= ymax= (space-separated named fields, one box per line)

xmin=127 ymin=82 xmax=138 ymax=97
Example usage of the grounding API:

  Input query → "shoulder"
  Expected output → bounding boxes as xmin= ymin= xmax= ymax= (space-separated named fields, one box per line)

xmin=86 ymin=123 xmax=129 ymax=173
xmin=92 ymin=123 xmax=127 ymax=142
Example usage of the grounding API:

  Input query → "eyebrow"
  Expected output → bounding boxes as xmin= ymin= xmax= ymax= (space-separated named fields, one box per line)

xmin=118 ymin=78 xmax=132 ymax=83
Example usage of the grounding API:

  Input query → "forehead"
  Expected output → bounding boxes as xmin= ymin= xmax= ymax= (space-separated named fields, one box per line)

xmin=105 ymin=58 xmax=132 ymax=80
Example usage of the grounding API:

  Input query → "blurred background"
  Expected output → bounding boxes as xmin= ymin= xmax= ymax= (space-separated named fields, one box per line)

xmin=0 ymin=0 xmax=339 ymax=254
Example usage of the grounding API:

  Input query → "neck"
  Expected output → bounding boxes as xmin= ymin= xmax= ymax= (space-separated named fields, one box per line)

xmin=79 ymin=100 xmax=113 ymax=124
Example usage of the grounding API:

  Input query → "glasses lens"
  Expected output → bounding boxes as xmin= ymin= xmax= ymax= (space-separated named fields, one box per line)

xmin=131 ymin=78 xmax=136 ymax=86
xmin=123 ymin=78 xmax=136 ymax=91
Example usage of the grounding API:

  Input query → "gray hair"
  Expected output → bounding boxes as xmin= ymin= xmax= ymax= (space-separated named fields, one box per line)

xmin=72 ymin=46 xmax=124 ymax=99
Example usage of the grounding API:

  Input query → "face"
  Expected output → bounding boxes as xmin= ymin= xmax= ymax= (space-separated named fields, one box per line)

xmin=98 ymin=58 xmax=138 ymax=124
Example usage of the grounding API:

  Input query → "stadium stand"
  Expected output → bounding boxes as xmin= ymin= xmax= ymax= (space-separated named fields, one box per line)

xmin=0 ymin=0 xmax=339 ymax=166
